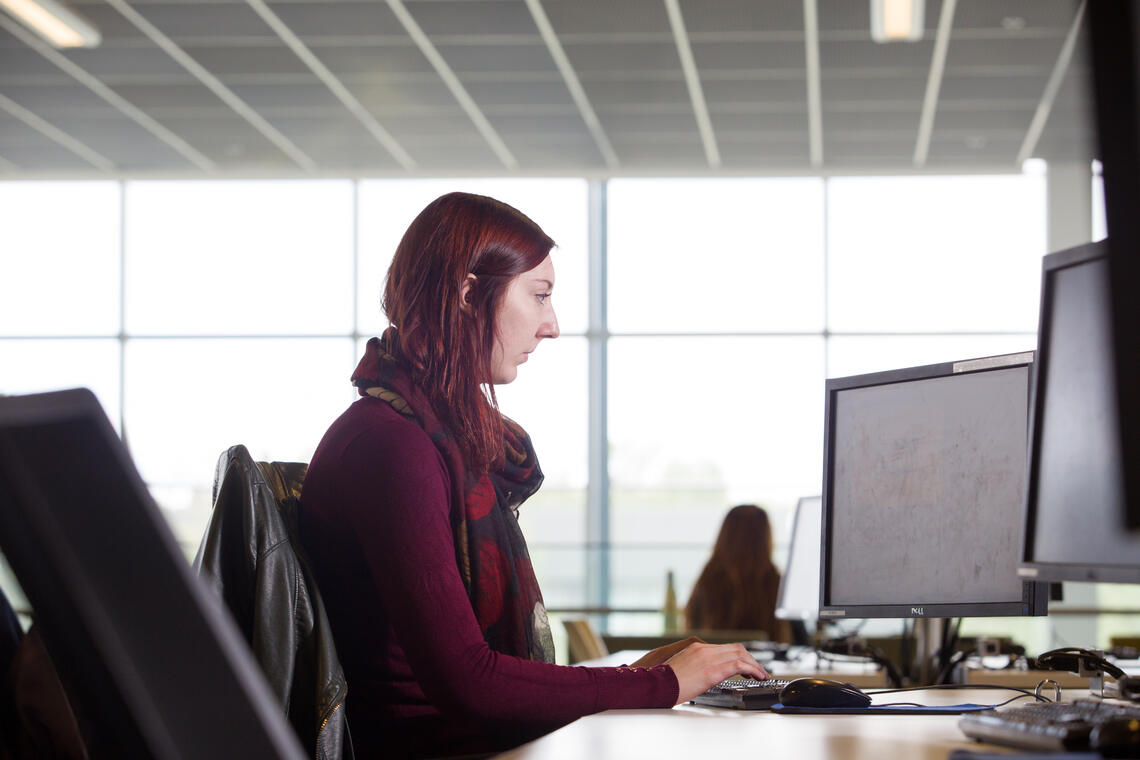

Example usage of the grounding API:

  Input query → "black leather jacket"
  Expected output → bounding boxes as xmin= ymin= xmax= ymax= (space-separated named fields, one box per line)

xmin=195 ymin=445 xmax=353 ymax=760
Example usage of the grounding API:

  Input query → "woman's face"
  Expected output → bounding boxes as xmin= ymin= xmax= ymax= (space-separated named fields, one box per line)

xmin=490 ymin=254 xmax=559 ymax=384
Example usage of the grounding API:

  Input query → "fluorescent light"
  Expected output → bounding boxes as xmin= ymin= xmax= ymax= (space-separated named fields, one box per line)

xmin=871 ymin=0 xmax=924 ymax=43
xmin=0 ymin=0 xmax=100 ymax=47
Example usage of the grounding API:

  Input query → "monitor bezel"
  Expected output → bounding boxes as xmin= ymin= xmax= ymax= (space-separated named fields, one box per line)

xmin=819 ymin=353 xmax=1049 ymax=620
xmin=1018 ymin=240 xmax=1140 ymax=584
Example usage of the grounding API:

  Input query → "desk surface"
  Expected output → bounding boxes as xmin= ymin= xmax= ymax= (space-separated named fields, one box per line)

xmin=497 ymin=687 xmax=1043 ymax=759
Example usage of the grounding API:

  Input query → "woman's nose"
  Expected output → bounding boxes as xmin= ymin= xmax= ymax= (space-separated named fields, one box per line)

xmin=540 ymin=309 xmax=559 ymax=339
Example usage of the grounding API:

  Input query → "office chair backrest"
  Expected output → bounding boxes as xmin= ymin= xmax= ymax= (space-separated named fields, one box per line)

xmin=562 ymin=618 xmax=608 ymax=664
xmin=195 ymin=445 xmax=353 ymax=760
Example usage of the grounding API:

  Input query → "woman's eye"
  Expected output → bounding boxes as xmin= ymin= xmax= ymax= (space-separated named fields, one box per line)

xmin=537 ymin=292 xmax=551 ymax=304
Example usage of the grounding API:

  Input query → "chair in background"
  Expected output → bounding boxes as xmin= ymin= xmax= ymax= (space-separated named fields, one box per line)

xmin=562 ymin=618 xmax=609 ymax=664
xmin=195 ymin=445 xmax=353 ymax=760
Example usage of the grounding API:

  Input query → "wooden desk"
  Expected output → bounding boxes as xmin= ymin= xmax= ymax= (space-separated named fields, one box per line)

xmin=496 ymin=688 xmax=1038 ymax=759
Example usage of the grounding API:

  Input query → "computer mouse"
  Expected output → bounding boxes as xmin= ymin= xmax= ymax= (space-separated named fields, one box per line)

xmin=1090 ymin=717 xmax=1140 ymax=758
xmin=777 ymin=677 xmax=872 ymax=708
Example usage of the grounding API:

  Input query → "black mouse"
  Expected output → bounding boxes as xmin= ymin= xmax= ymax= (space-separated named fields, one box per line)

xmin=1090 ymin=718 xmax=1140 ymax=758
xmin=778 ymin=677 xmax=872 ymax=708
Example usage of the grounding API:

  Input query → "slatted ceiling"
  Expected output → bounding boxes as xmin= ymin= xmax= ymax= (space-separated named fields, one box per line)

xmin=817 ymin=0 xmax=873 ymax=31
xmin=585 ymin=78 xmax=690 ymax=107
xmin=432 ymin=43 xmax=553 ymax=73
xmin=61 ymin=46 xmax=186 ymax=77
xmin=509 ymin=143 xmax=604 ymax=168
xmin=64 ymin=2 xmax=145 ymax=41
xmin=177 ymin=45 xmax=307 ymax=76
xmin=47 ymin=118 xmax=175 ymax=160
xmin=705 ymin=79 xmax=809 ymax=105
xmin=687 ymin=1 xmax=803 ymax=32
xmin=0 ymin=0 xmax=1096 ymax=176
xmin=543 ymin=0 xmax=669 ymax=35
xmin=951 ymin=38 xmax=1069 ymax=68
xmin=926 ymin=137 xmax=1026 ymax=165
xmin=408 ymin=0 xmax=535 ymax=36
xmin=559 ymin=40 xmax=679 ymax=73
xmin=2 ymin=82 xmax=108 ymax=112
xmin=109 ymin=3 xmax=268 ymax=37
xmin=303 ymin=44 xmax=432 ymax=75
xmin=278 ymin=9 xmax=404 ymax=39
xmin=953 ymin=0 xmax=1069 ymax=28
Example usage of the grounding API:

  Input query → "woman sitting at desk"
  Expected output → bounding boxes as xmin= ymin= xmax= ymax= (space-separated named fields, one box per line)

xmin=686 ymin=504 xmax=791 ymax=643
xmin=299 ymin=192 xmax=768 ymax=759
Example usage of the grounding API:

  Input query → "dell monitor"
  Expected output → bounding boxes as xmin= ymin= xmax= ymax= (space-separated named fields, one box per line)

xmin=775 ymin=495 xmax=821 ymax=622
xmin=0 ymin=388 xmax=305 ymax=759
xmin=1019 ymin=241 xmax=1140 ymax=583
xmin=819 ymin=352 xmax=1049 ymax=620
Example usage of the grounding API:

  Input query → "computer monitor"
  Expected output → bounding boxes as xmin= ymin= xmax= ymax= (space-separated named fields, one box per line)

xmin=0 ymin=388 xmax=305 ymax=759
xmin=1086 ymin=2 xmax=1140 ymax=531
xmin=775 ymin=495 xmax=821 ymax=621
xmin=1018 ymin=241 xmax=1140 ymax=583
xmin=819 ymin=352 xmax=1049 ymax=619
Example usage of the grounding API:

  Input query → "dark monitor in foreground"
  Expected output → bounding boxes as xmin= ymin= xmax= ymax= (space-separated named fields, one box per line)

xmin=820 ymin=353 xmax=1048 ymax=619
xmin=0 ymin=388 xmax=305 ymax=759
xmin=775 ymin=495 xmax=821 ymax=622
xmin=1086 ymin=2 xmax=1140 ymax=532
xmin=1019 ymin=242 xmax=1140 ymax=583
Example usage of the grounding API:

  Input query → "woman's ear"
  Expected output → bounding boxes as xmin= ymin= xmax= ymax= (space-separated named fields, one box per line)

xmin=459 ymin=273 xmax=477 ymax=314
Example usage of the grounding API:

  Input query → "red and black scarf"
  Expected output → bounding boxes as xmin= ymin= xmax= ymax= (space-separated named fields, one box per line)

xmin=351 ymin=330 xmax=555 ymax=663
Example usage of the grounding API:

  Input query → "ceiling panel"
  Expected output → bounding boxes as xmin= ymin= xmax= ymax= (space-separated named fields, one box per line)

xmin=268 ymin=2 xmax=403 ymax=38
xmin=435 ymin=42 xmax=555 ymax=73
xmin=542 ymin=0 xmax=669 ymax=36
xmin=305 ymin=43 xmax=433 ymax=76
xmin=406 ymin=0 xmax=540 ymax=36
xmin=560 ymin=40 xmax=680 ymax=74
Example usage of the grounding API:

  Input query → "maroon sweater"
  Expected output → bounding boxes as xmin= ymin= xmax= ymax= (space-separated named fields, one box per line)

xmin=299 ymin=398 xmax=678 ymax=758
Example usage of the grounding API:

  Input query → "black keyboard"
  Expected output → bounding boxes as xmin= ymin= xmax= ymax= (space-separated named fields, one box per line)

xmin=959 ymin=698 xmax=1140 ymax=752
xmin=690 ymin=678 xmax=792 ymax=710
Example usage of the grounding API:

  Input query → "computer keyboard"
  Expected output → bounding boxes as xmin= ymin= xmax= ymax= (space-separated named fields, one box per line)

xmin=958 ymin=698 xmax=1140 ymax=752
xmin=690 ymin=678 xmax=792 ymax=710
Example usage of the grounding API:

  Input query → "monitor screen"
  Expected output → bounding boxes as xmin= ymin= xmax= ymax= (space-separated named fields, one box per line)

xmin=776 ymin=495 xmax=821 ymax=621
xmin=0 ymin=388 xmax=305 ymax=759
xmin=820 ymin=353 xmax=1048 ymax=619
xmin=1019 ymin=242 xmax=1140 ymax=583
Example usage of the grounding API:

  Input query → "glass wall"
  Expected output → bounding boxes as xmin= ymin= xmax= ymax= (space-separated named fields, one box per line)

xmin=5 ymin=170 xmax=1132 ymax=657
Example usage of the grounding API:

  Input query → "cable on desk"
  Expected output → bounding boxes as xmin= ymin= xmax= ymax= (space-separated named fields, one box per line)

xmin=864 ymin=682 xmax=1053 ymax=703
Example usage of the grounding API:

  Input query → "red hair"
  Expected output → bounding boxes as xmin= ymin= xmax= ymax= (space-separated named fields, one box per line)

xmin=382 ymin=192 xmax=554 ymax=471
xmin=685 ymin=505 xmax=789 ymax=640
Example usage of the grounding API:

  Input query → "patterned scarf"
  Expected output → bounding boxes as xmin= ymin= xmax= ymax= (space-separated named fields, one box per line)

xmin=351 ymin=330 xmax=555 ymax=663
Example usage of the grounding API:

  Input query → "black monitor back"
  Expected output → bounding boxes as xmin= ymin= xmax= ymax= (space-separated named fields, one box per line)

xmin=1087 ymin=1 xmax=1140 ymax=532
xmin=0 ymin=388 xmax=305 ymax=759
xmin=1019 ymin=241 xmax=1140 ymax=583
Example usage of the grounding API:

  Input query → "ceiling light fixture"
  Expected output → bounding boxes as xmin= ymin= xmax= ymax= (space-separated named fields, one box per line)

xmin=871 ymin=0 xmax=924 ymax=43
xmin=0 ymin=0 xmax=100 ymax=48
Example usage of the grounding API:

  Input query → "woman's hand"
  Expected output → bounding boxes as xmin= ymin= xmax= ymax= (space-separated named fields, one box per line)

xmin=664 ymin=642 xmax=771 ymax=705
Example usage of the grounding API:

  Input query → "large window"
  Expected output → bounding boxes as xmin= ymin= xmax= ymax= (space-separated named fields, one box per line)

xmin=7 ymin=171 xmax=1130 ymax=657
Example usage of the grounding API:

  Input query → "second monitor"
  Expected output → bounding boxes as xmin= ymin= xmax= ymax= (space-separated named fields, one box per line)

xmin=819 ymin=352 xmax=1048 ymax=620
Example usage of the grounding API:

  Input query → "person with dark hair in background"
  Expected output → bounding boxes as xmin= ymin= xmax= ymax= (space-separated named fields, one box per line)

xmin=686 ymin=504 xmax=791 ymax=643
xmin=299 ymin=192 xmax=768 ymax=759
